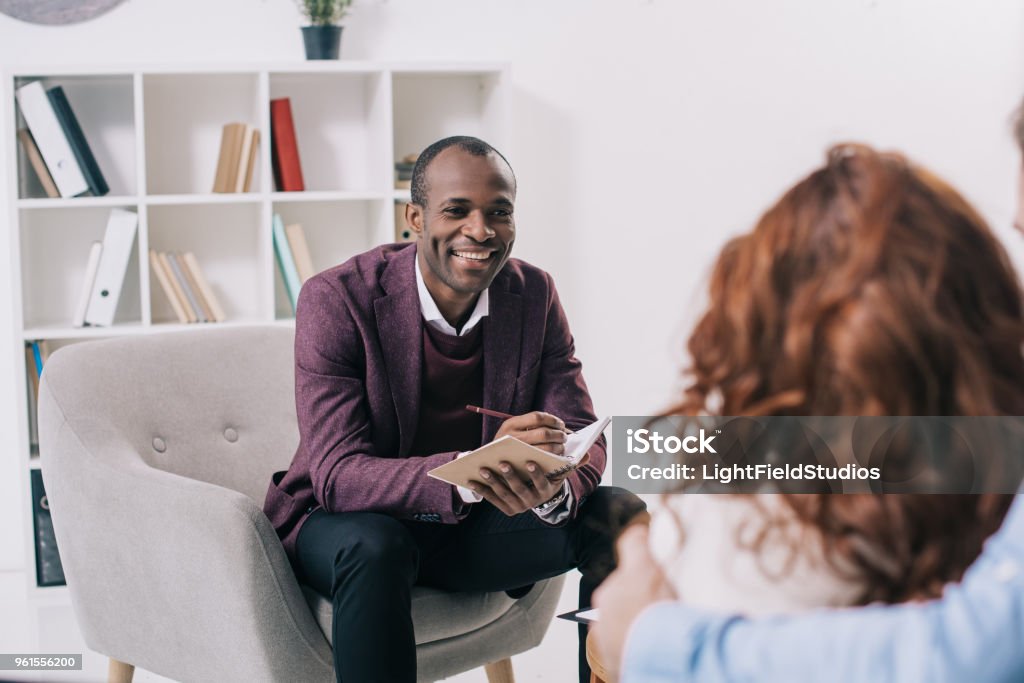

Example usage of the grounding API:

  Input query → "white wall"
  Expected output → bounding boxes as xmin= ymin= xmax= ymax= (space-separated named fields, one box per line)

xmin=2 ymin=0 xmax=1023 ymax=572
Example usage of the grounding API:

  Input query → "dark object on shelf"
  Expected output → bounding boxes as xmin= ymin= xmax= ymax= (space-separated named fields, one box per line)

xmin=30 ymin=468 xmax=66 ymax=587
xmin=395 ymin=152 xmax=418 ymax=189
xmin=47 ymin=86 xmax=109 ymax=197
xmin=302 ymin=25 xmax=343 ymax=60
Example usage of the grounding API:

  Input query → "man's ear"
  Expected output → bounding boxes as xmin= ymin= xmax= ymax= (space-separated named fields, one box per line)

xmin=406 ymin=203 xmax=424 ymax=236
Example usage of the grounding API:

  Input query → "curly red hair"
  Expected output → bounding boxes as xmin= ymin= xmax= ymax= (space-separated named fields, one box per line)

xmin=668 ymin=143 xmax=1024 ymax=603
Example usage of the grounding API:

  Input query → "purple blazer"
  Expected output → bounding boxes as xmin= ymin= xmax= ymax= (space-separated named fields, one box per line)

xmin=262 ymin=242 xmax=606 ymax=561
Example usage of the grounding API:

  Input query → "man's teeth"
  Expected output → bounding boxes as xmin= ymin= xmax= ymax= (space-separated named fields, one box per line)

xmin=453 ymin=251 xmax=490 ymax=261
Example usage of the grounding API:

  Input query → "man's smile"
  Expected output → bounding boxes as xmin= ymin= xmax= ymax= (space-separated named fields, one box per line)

xmin=450 ymin=247 xmax=497 ymax=268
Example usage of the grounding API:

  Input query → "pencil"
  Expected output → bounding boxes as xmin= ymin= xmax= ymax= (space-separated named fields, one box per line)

xmin=465 ymin=404 xmax=573 ymax=434
xmin=465 ymin=404 xmax=515 ymax=420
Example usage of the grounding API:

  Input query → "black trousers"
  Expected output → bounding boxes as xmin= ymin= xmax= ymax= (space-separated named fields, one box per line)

xmin=294 ymin=486 xmax=645 ymax=683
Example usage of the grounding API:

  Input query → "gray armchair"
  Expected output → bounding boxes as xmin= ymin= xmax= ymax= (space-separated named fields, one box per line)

xmin=37 ymin=326 xmax=564 ymax=683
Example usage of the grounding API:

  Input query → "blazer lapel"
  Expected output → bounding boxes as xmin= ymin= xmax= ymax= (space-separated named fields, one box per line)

xmin=375 ymin=246 xmax=422 ymax=456
xmin=482 ymin=274 xmax=522 ymax=440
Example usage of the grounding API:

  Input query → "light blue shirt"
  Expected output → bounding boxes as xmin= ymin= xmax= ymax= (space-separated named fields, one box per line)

xmin=622 ymin=493 xmax=1024 ymax=683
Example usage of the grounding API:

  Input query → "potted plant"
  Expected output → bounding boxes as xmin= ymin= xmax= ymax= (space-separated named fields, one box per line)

xmin=297 ymin=0 xmax=353 ymax=60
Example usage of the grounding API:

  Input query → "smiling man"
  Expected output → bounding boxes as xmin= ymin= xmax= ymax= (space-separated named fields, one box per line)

xmin=263 ymin=136 xmax=644 ymax=683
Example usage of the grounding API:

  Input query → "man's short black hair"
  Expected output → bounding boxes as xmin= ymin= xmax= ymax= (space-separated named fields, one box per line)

xmin=410 ymin=135 xmax=515 ymax=207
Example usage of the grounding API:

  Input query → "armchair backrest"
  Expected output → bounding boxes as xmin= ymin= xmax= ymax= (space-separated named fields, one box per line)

xmin=39 ymin=325 xmax=298 ymax=503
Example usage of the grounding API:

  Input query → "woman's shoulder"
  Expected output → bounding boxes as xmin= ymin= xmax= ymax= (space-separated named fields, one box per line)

xmin=648 ymin=494 xmax=866 ymax=616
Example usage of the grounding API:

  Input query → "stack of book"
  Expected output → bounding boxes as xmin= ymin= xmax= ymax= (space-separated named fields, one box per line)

xmin=272 ymin=214 xmax=316 ymax=313
xmin=73 ymin=208 xmax=138 ymax=327
xmin=270 ymin=98 xmax=304 ymax=192
xmin=395 ymin=153 xmax=417 ymax=189
xmin=213 ymin=123 xmax=260 ymax=193
xmin=149 ymin=250 xmax=226 ymax=324
xmin=15 ymin=81 xmax=109 ymax=199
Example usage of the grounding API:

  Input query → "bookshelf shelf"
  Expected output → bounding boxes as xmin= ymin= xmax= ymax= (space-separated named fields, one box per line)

xmin=6 ymin=61 xmax=508 ymax=594
xmin=144 ymin=193 xmax=262 ymax=206
xmin=22 ymin=323 xmax=149 ymax=340
xmin=17 ymin=195 xmax=140 ymax=209
xmin=23 ymin=318 xmax=296 ymax=341
xmin=270 ymin=190 xmax=388 ymax=203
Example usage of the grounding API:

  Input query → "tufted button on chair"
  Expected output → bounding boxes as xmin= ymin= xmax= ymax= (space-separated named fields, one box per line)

xmin=37 ymin=326 xmax=564 ymax=683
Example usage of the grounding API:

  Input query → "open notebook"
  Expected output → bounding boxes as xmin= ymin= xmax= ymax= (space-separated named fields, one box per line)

xmin=427 ymin=416 xmax=611 ymax=489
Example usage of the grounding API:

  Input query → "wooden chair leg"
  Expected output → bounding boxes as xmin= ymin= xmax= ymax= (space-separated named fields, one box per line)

xmin=108 ymin=658 xmax=134 ymax=683
xmin=484 ymin=657 xmax=515 ymax=683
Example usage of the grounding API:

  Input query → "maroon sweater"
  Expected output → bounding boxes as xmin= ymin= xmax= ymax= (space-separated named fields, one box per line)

xmin=409 ymin=322 xmax=484 ymax=456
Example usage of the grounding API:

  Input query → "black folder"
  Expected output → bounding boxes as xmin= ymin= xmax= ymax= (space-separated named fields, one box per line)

xmin=46 ymin=86 xmax=109 ymax=197
xmin=30 ymin=468 xmax=66 ymax=587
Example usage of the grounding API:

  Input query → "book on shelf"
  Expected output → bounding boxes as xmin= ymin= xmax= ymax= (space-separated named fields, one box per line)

xmin=166 ymin=252 xmax=208 ymax=323
xmin=156 ymin=251 xmax=197 ymax=323
xmin=212 ymin=122 xmax=244 ymax=193
xmin=16 ymin=128 xmax=59 ymax=199
xmin=24 ymin=345 xmax=39 ymax=454
xmin=270 ymin=98 xmax=305 ymax=192
xmin=243 ymin=129 xmax=260 ymax=192
xmin=83 ymin=209 xmax=138 ymax=327
xmin=273 ymin=213 xmax=302 ymax=312
xmin=46 ymin=86 xmax=109 ymax=197
xmin=149 ymin=250 xmax=190 ymax=324
xmin=24 ymin=341 xmax=49 ymax=456
xmin=30 ymin=469 xmax=66 ymax=587
xmin=182 ymin=252 xmax=226 ymax=322
xmin=150 ymin=250 xmax=225 ymax=324
xmin=212 ymin=122 xmax=259 ymax=194
xmin=72 ymin=241 xmax=103 ymax=328
xmin=15 ymin=81 xmax=89 ymax=198
xmin=284 ymin=222 xmax=316 ymax=283
xmin=175 ymin=252 xmax=218 ymax=322
xmin=234 ymin=125 xmax=260 ymax=193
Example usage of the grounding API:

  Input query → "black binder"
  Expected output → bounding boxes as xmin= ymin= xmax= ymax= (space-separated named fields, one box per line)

xmin=30 ymin=468 xmax=66 ymax=587
xmin=46 ymin=86 xmax=109 ymax=197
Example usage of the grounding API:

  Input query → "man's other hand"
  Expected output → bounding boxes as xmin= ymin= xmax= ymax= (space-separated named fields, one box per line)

xmin=592 ymin=524 xmax=676 ymax=680
xmin=469 ymin=458 xmax=567 ymax=516
xmin=468 ymin=412 xmax=574 ymax=515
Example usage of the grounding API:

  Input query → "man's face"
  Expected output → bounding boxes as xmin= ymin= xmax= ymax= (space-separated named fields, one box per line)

xmin=409 ymin=147 xmax=516 ymax=297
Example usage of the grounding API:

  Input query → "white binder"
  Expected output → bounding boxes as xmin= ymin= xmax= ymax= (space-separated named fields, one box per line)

xmin=84 ymin=209 xmax=138 ymax=327
xmin=15 ymin=81 xmax=88 ymax=198
xmin=72 ymin=241 xmax=103 ymax=327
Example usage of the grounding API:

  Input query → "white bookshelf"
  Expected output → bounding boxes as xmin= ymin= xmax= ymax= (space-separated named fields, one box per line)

xmin=4 ymin=61 xmax=509 ymax=594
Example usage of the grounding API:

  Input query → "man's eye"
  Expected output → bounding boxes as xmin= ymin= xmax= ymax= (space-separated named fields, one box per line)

xmin=491 ymin=209 xmax=512 ymax=217
xmin=443 ymin=207 xmax=467 ymax=217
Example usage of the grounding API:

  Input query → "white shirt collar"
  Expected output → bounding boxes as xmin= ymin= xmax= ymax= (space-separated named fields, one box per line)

xmin=415 ymin=256 xmax=489 ymax=337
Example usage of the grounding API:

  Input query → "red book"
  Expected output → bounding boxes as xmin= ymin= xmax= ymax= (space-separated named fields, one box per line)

xmin=270 ymin=98 xmax=305 ymax=192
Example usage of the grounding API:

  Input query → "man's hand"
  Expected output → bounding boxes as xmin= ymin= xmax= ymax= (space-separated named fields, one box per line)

xmin=469 ymin=411 xmax=575 ymax=516
xmin=592 ymin=524 xmax=676 ymax=681
xmin=494 ymin=411 xmax=568 ymax=454
xmin=469 ymin=459 xmax=568 ymax=516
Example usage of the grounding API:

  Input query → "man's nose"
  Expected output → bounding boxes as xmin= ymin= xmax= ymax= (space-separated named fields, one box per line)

xmin=463 ymin=210 xmax=495 ymax=240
